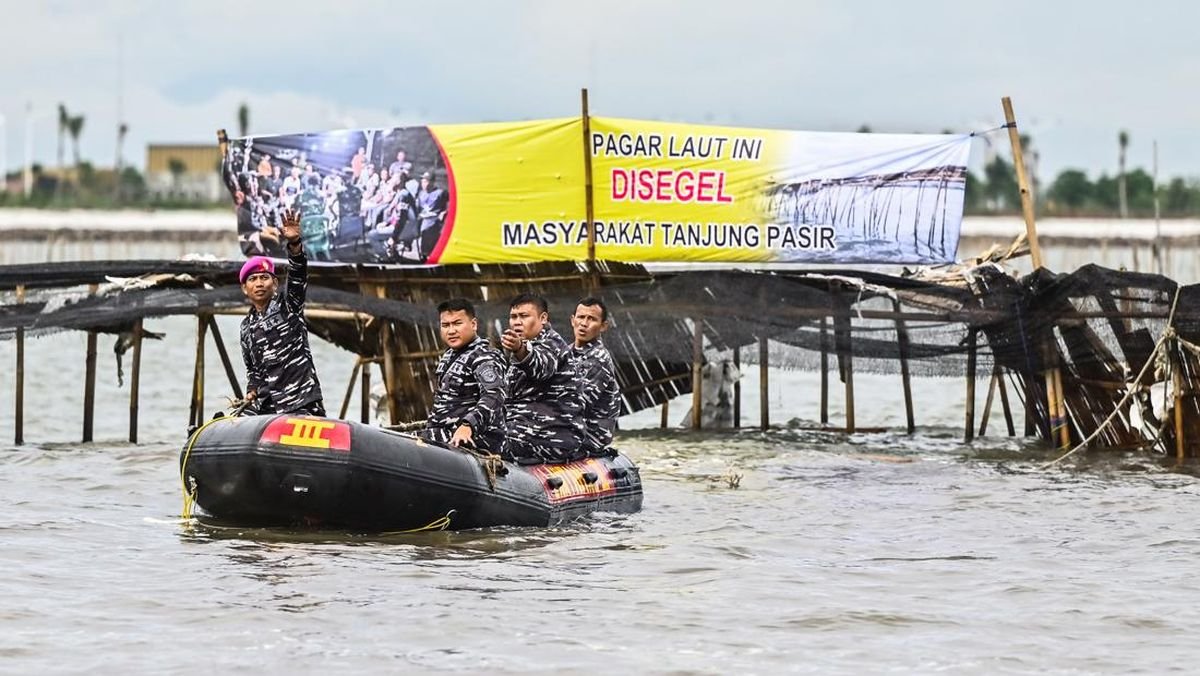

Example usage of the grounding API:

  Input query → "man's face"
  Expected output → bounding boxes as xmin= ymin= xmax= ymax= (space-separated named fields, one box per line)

xmin=397 ymin=151 xmax=406 ymax=162
xmin=570 ymin=303 xmax=607 ymax=345
xmin=508 ymin=303 xmax=546 ymax=338
xmin=241 ymin=272 xmax=278 ymax=305
xmin=439 ymin=310 xmax=477 ymax=349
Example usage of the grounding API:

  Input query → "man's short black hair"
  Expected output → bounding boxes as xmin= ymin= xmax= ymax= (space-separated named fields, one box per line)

xmin=509 ymin=292 xmax=548 ymax=315
xmin=437 ymin=297 xmax=476 ymax=318
xmin=576 ymin=296 xmax=608 ymax=322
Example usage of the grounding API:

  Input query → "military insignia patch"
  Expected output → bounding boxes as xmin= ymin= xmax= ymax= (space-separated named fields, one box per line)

xmin=475 ymin=362 xmax=501 ymax=385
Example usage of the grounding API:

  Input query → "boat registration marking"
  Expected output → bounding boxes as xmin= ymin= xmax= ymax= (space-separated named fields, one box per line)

xmin=261 ymin=417 xmax=351 ymax=452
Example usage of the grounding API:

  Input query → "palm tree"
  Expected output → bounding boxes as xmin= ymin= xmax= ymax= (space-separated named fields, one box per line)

xmin=56 ymin=104 xmax=68 ymax=172
xmin=115 ymin=122 xmax=129 ymax=201
xmin=55 ymin=103 xmax=68 ymax=199
xmin=237 ymin=103 xmax=249 ymax=137
xmin=67 ymin=115 xmax=85 ymax=174
xmin=1118 ymin=130 xmax=1130 ymax=218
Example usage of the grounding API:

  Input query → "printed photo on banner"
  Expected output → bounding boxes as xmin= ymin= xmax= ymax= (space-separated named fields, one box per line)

xmin=222 ymin=126 xmax=451 ymax=264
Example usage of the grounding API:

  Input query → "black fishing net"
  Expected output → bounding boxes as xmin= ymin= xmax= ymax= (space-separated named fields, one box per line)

xmin=2 ymin=259 xmax=1195 ymax=450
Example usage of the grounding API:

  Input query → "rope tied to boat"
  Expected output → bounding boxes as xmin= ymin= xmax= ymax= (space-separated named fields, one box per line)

xmin=1042 ymin=286 xmax=1182 ymax=468
xmin=379 ymin=509 xmax=456 ymax=534
xmin=456 ymin=443 xmax=504 ymax=491
xmin=180 ymin=399 xmax=251 ymax=520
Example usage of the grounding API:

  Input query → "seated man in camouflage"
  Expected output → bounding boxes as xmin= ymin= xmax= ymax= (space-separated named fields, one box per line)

xmin=238 ymin=208 xmax=325 ymax=416
xmin=420 ymin=298 xmax=506 ymax=451
xmin=568 ymin=297 xmax=621 ymax=456
xmin=499 ymin=293 xmax=584 ymax=463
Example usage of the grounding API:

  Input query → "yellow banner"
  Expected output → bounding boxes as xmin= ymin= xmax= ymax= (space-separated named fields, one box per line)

xmin=223 ymin=117 xmax=970 ymax=265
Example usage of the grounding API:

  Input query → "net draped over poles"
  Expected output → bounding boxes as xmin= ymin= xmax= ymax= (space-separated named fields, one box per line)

xmin=3 ymin=260 xmax=1199 ymax=453
xmin=219 ymin=118 xmax=972 ymax=266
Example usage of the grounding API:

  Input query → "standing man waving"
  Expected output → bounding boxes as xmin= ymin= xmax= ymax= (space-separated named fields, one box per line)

xmin=238 ymin=208 xmax=325 ymax=416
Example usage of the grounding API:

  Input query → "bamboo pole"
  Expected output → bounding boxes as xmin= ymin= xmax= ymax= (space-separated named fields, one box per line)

xmin=82 ymin=283 xmax=99 ymax=443
xmin=1053 ymin=364 xmax=1070 ymax=448
xmin=339 ymin=359 xmax=363 ymax=419
xmin=834 ymin=308 xmax=855 ymax=434
xmin=893 ymin=299 xmax=915 ymax=434
xmin=206 ymin=316 xmax=243 ymax=400
xmin=380 ymin=319 xmax=399 ymax=425
xmin=1024 ymin=377 xmax=1036 ymax=437
xmin=998 ymin=369 xmax=1016 ymax=436
xmin=1004 ymin=97 xmax=1069 ymax=448
xmin=732 ymin=346 xmax=741 ymax=429
xmin=819 ymin=316 xmax=829 ymax=425
xmin=360 ymin=361 xmax=371 ymax=424
xmin=1174 ymin=350 xmax=1185 ymax=463
xmin=1001 ymin=97 xmax=1043 ymax=269
xmin=1042 ymin=366 xmax=1058 ymax=443
xmin=190 ymin=314 xmax=208 ymax=427
xmin=691 ymin=317 xmax=703 ymax=430
xmin=979 ymin=370 xmax=997 ymax=437
xmin=581 ymin=88 xmax=598 ymax=290
xmin=15 ymin=284 xmax=25 ymax=446
xmin=759 ymin=335 xmax=769 ymax=430
xmin=965 ymin=328 xmax=978 ymax=442
xmin=129 ymin=319 xmax=143 ymax=444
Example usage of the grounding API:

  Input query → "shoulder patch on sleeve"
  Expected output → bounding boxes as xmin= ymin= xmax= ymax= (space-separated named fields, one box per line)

xmin=475 ymin=361 xmax=502 ymax=385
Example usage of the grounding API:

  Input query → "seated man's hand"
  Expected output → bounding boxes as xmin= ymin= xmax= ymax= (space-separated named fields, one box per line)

xmin=245 ymin=389 xmax=257 ymax=402
xmin=450 ymin=423 xmax=474 ymax=448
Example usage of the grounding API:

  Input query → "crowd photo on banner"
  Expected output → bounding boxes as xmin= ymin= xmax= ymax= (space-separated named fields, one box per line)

xmin=223 ymin=126 xmax=451 ymax=264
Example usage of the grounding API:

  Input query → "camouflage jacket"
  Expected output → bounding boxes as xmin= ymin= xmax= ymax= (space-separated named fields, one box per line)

xmin=239 ymin=248 xmax=324 ymax=414
xmin=504 ymin=324 xmax=584 ymax=457
xmin=422 ymin=335 xmax=507 ymax=452
xmin=569 ymin=338 xmax=621 ymax=455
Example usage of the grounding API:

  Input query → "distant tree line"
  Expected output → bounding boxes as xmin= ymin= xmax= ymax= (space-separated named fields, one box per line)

xmin=966 ymin=131 xmax=1199 ymax=218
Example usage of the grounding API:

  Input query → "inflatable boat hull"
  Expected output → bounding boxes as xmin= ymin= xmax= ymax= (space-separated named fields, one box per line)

xmin=180 ymin=415 xmax=643 ymax=530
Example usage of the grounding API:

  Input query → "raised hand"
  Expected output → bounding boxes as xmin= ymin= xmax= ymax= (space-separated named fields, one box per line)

xmin=281 ymin=208 xmax=301 ymax=244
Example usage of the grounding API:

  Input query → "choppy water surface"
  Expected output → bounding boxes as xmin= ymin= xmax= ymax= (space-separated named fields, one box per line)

xmin=3 ymin=319 xmax=1200 ymax=673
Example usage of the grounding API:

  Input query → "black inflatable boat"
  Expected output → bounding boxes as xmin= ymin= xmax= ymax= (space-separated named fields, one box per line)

xmin=180 ymin=414 xmax=643 ymax=531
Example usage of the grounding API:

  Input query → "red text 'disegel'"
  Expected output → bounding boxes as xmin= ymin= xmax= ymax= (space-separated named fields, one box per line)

xmin=611 ymin=169 xmax=734 ymax=204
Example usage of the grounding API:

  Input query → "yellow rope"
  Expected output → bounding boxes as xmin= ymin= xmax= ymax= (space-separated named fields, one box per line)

xmin=379 ymin=510 xmax=456 ymax=535
xmin=179 ymin=413 xmax=239 ymax=519
xmin=1041 ymin=286 xmax=1182 ymax=468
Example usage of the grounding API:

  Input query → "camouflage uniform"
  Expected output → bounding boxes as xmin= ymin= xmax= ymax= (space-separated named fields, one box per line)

xmin=569 ymin=338 xmax=621 ymax=456
xmin=504 ymin=324 xmax=584 ymax=463
xmin=420 ymin=335 xmax=507 ymax=452
xmin=239 ymin=248 xmax=325 ymax=415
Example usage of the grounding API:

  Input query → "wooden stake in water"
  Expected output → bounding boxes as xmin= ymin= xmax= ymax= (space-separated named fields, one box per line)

xmin=732 ymin=346 xmax=741 ymax=429
xmin=82 ymin=283 xmax=98 ymax=443
xmin=691 ymin=317 xmax=703 ymax=431
xmin=965 ymin=328 xmax=978 ymax=442
xmin=207 ymin=316 xmax=243 ymax=400
xmin=759 ymin=335 xmax=769 ymax=431
xmin=15 ymin=284 xmax=25 ymax=446
xmin=819 ymin=316 xmax=829 ymax=424
xmin=894 ymin=299 xmax=915 ymax=434
xmin=340 ymin=359 xmax=363 ymax=419
xmin=129 ymin=318 xmax=143 ymax=444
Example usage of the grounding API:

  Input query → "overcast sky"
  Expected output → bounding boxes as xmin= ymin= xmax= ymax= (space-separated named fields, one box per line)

xmin=2 ymin=0 xmax=1197 ymax=181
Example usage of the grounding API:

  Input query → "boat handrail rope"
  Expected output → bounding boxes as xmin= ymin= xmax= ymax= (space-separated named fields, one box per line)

xmin=1042 ymin=286 xmax=1182 ymax=468
xmin=180 ymin=399 xmax=251 ymax=519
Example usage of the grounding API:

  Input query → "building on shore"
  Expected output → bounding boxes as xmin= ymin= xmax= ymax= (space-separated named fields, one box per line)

xmin=145 ymin=144 xmax=222 ymax=202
